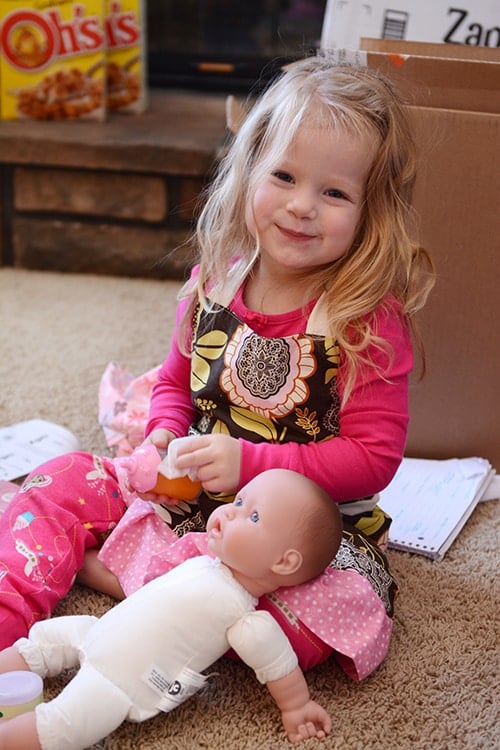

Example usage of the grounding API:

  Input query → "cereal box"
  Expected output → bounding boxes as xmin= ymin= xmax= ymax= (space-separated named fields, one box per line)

xmin=105 ymin=0 xmax=146 ymax=113
xmin=0 ymin=1 xmax=106 ymax=120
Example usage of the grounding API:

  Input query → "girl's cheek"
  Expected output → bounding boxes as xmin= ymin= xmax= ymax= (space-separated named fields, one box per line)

xmin=244 ymin=200 xmax=257 ymax=238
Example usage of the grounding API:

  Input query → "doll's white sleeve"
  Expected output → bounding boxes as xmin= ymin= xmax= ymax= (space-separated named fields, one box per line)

xmin=226 ymin=610 xmax=298 ymax=684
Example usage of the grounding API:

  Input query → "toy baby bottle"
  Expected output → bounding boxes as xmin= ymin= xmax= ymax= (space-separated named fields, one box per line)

xmin=124 ymin=439 xmax=202 ymax=501
xmin=0 ymin=671 xmax=43 ymax=721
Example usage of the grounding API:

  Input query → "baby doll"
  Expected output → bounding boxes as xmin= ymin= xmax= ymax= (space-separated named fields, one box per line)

xmin=0 ymin=468 xmax=342 ymax=750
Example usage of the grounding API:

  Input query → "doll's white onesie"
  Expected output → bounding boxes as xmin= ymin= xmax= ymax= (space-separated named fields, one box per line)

xmin=15 ymin=555 xmax=298 ymax=750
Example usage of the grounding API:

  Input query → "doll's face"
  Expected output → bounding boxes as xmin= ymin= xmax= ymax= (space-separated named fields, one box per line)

xmin=206 ymin=469 xmax=307 ymax=581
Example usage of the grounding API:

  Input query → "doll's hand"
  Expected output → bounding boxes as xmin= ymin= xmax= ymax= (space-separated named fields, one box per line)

xmin=281 ymin=701 xmax=331 ymax=744
xmin=132 ymin=430 xmax=178 ymax=504
xmin=172 ymin=433 xmax=241 ymax=494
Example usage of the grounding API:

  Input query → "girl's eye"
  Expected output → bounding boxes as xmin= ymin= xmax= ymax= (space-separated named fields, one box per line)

xmin=250 ymin=511 xmax=260 ymax=523
xmin=234 ymin=497 xmax=243 ymax=507
xmin=273 ymin=170 xmax=293 ymax=184
xmin=325 ymin=188 xmax=347 ymax=200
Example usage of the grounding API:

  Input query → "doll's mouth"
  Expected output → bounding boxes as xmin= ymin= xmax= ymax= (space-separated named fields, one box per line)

xmin=208 ymin=517 xmax=222 ymax=538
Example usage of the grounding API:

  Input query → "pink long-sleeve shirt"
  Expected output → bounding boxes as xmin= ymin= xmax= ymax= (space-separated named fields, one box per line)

xmin=146 ymin=281 xmax=413 ymax=504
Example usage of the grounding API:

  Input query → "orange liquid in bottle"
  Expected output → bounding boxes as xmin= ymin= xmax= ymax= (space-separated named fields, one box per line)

xmin=151 ymin=473 xmax=202 ymax=501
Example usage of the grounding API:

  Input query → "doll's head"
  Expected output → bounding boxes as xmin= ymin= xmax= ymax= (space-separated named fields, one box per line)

xmin=206 ymin=468 xmax=342 ymax=598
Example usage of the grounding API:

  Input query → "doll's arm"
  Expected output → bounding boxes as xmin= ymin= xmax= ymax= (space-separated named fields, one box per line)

xmin=227 ymin=611 xmax=331 ymax=744
xmin=266 ymin=665 xmax=331 ymax=744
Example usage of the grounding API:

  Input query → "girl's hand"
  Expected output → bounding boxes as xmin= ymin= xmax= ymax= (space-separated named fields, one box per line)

xmin=142 ymin=428 xmax=176 ymax=453
xmin=173 ymin=434 xmax=241 ymax=494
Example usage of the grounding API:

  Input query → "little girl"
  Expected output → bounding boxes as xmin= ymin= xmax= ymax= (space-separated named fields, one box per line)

xmin=0 ymin=54 xmax=434 ymax=682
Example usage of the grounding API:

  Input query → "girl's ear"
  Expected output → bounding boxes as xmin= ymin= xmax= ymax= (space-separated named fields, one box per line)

xmin=271 ymin=549 xmax=303 ymax=577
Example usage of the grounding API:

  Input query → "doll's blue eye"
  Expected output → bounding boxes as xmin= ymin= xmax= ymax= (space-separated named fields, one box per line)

xmin=234 ymin=497 xmax=243 ymax=506
xmin=250 ymin=511 xmax=259 ymax=523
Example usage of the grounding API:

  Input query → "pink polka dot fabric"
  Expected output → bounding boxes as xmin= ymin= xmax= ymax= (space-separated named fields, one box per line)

xmin=98 ymin=498 xmax=177 ymax=595
xmin=276 ymin=568 xmax=392 ymax=680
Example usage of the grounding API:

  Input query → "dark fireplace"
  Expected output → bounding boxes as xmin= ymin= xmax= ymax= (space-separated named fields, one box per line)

xmin=146 ymin=1 xmax=326 ymax=93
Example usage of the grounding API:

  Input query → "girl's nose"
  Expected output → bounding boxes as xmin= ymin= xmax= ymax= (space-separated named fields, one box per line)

xmin=286 ymin=187 xmax=317 ymax=219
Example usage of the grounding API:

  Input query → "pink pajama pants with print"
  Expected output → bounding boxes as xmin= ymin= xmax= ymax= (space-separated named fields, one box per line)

xmin=0 ymin=452 xmax=125 ymax=650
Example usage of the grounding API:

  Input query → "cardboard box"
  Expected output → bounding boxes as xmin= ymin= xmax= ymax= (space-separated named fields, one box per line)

xmin=0 ymin=0 xmax=107 ymax=120
xmin=105 ymin=0 xmax=147 ymax=113
xmin=406 ymin=105 xmax=500 ymax=470
xmin=322 ymin=0 xmax=499 ymax=50
xmin=352 ymin=40 xmax=500 ymax=469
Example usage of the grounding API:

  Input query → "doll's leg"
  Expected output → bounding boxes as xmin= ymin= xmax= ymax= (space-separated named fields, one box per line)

xmin=16 ymin=614 xmax=97 ymax=678
xmin=35 ymin=664 xmax=133 ymax=750
xmin=0 ymin=452 xmax=126 ymax=649
xmin=0 ymin=618 xmax=97 ymax=750
xmin=0 ymin=663 xmax=132 ymax=750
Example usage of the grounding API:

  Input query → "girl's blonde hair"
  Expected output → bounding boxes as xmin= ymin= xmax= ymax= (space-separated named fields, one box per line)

xmin=179 ymin=52 xmax=435 ymax=399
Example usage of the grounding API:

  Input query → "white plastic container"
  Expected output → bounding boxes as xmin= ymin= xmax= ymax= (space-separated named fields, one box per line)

xmin=0 ymin=671 xmax=43 ymax=721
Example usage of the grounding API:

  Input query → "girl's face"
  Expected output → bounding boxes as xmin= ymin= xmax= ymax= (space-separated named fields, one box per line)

xmin=246 ymin=124 xmax=376 ymax=278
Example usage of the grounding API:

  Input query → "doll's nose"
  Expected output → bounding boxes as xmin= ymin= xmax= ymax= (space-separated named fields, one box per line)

xmin=224 ymin=504 xmax=236 ymax=520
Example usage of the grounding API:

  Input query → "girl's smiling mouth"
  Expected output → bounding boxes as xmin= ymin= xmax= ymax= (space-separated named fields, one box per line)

xmin=277 ymin=225 xmax=316 ymax=242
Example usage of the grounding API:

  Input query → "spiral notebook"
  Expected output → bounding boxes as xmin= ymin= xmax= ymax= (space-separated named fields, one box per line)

xmin=379 ymin=456 xmax=496 ymax=560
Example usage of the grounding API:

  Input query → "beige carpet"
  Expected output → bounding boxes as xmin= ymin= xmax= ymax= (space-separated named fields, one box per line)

xmin=1 ymin=268 xmax=498 ymax=750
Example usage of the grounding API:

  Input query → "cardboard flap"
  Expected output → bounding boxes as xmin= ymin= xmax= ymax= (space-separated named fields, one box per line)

xmin=360 ymin=38 xmax=500 ymax=63
xmin=354 ymin=46 xmax=500 ymax=114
